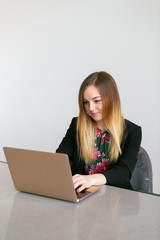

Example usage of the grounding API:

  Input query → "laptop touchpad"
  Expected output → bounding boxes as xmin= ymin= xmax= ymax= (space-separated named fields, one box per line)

xmin=76 ymin=190 xmax=91 ymax=199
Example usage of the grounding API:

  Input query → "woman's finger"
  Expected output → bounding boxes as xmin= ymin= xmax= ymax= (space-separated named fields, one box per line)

xmin=73 ymin=175 xmax=93 ymax=192
xmin=72 ymin=174 xmax=82 ymax=184
xmin=73 ymin=178 xmax=87 ymax=190
xmin=76 ymin=183 xmax=88 ymax=193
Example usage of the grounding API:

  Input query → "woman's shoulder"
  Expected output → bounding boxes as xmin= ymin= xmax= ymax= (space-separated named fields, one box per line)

xmin=67 ymin=117 xmax=78 ymax=133
xmin=70 ymin=117 xmax=78 ymax=126
xmin=71 ymin=117 xmax=78 ymax=123
xmin=124 ymin=119 xmax=141 ymax=132
xmin=123 ymin=119 xmax=142 ymax=142
xmin=120 ymin=119 xmax=142 ymax=148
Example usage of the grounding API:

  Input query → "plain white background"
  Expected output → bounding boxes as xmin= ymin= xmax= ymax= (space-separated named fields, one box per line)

xmin=0 ymin=0 xmax=160 ymax=193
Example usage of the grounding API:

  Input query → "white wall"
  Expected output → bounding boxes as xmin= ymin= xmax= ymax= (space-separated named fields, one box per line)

xmin=0 ymin=0 xmax=160 ymax=193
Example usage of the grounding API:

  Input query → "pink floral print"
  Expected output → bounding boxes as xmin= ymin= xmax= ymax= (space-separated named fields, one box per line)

xmin=85 ymin=128 xmax=110 ymax=175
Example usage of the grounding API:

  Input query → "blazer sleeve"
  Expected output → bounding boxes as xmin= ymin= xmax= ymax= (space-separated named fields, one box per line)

xmin=101 ymin=122 xmax=142 ymax=188
xmin=56 ymin=118 xmax=77 ymax=160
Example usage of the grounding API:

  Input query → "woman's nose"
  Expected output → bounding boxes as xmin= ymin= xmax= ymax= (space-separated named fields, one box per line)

xmin=89 ymin=102 xmax=95 ymax=111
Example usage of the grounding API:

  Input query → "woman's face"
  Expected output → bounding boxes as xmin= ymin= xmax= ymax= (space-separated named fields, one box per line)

xmin=83 ymin=85 xmax=103 ymax=126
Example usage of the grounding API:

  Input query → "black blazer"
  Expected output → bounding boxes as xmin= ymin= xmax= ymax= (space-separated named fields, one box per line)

xmin=56 ymin=117 xmax=142 ymax=189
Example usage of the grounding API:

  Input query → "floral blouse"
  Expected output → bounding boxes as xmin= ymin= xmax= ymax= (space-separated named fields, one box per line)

xmin=85 ymin=128 xmax=110 ymax=175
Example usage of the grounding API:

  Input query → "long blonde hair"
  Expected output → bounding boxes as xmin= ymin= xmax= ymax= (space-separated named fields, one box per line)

xmin=77 ymin=71 xmax=125 ymax=164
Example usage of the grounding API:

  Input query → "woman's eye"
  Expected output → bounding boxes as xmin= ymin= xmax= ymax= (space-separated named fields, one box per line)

xmin=95 ymin=100 xmax=101 ymax=103
xmin=83 ymin=101 xmax=88 ymax=105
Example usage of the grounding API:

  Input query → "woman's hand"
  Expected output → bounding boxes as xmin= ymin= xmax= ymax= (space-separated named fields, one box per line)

xmin=72 ymin=174 xmax=107 ymax=193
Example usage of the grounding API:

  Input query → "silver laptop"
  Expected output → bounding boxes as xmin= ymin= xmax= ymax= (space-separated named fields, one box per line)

xmin=3 ymin=147 xmax=100 ymax=202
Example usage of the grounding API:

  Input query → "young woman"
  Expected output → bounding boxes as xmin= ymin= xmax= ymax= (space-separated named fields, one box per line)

xmin=56 ymin=71 xmax=142 ymax=192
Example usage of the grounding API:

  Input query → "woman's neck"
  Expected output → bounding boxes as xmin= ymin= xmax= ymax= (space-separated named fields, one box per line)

xmin=96 ymin=121 xmax=106 ymax=131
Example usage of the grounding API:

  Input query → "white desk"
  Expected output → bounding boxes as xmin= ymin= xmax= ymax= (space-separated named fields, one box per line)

xmin=0 ymin=162 xmax=160 ymax=240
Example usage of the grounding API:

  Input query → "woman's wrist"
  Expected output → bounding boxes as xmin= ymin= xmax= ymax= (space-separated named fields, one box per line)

xmin=91 ymin=173 xmax=107 ymax=185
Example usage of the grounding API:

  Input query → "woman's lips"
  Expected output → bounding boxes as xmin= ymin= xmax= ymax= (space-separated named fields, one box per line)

xmin=91 ymin=112 xmax=99 ymax=116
